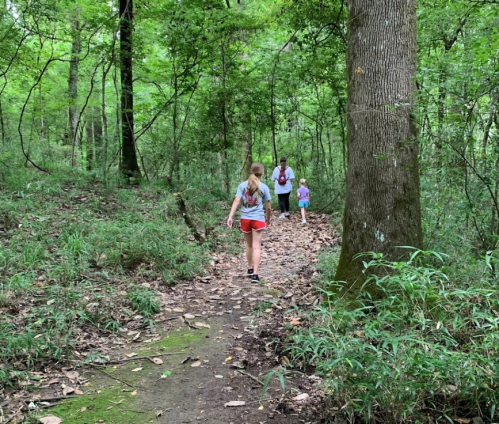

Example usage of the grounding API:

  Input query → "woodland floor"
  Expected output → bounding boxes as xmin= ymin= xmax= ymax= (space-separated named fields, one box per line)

xmin=2 ymin=212 xmax=340 ymax=424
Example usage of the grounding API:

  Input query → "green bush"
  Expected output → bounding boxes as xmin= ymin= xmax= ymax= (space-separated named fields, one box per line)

xmin=288 ymin=250 xmax=499 ymax=423
xmin=127 ymin=287 xmax=160 ymax=318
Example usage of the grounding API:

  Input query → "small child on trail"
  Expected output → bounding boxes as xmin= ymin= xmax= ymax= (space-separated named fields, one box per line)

xmin=296 ymin=179 xmax=309 ymax=225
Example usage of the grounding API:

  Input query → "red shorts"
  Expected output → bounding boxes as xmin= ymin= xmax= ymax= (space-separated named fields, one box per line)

xmin=240 ymin=219 xmax=266 ymax=233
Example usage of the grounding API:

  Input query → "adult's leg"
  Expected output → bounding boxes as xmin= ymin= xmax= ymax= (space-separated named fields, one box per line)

xmin=278 ymin=194 xmax=286 ymax=213
xmin=243 ymin=232 xmax=253 ymax=268
xmin=284 ymin=192 xmax=290 ymax=212
xmin=251 ymin=229 xmax=264 ymax=275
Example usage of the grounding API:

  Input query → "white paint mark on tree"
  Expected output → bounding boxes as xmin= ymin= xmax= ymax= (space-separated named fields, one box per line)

xmin=375 ymin=230 xmax=385 ymax=243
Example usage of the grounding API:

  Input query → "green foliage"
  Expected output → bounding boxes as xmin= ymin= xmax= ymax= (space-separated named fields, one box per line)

xmin=127 ymin=287 xmax=160 ymax=318
xmin=289 ymin=251 xmax=499 ymax=423
xmin=0 ymin=167 xmax=216 ymax=388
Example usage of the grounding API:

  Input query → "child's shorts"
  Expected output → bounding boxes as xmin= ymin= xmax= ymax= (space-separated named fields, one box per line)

xmin=298 ymin=201 xmax=309 ymax=208
xmin=240 ymin=219 xmax=266 ymax=233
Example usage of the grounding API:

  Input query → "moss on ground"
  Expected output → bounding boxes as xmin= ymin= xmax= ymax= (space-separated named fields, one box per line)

xmin=134 ymin=328 xmax=208 ymax=355
xmin=49 ymin=384 xmax=154 ymax=424
xmin=48 ymin=326 xmax=213 ymax=423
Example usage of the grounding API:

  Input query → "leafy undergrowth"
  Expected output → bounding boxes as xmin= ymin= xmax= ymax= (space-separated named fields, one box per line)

xmin=0 ymin=167 xmax=230 ymax=390
xmin=289 ymin=250 xmax=499 ymax=423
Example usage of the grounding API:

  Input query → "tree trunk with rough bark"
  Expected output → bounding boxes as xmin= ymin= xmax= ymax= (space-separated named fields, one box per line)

xmin=119 ymin=0 xmax=141 ymax=178
xmin=335 ymin=0 xmax=423 ymax=292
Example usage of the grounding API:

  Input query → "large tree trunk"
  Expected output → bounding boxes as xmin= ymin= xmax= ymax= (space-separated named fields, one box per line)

xmin=335 ymin=0 xmax=423 ymax=291
xmin=68 ymin=11 xmax=81 ymax=167
xmin=119 ymin=0 xmax=141 ymax=178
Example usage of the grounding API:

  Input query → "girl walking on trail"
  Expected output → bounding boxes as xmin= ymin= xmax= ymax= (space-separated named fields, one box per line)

xmin=227 ymin=163 xmax=271 ymax=283
xmin=272 ymin=156 xmax=295 ymax=219
xmin=297 ymin=179 xmax=310 ymax=225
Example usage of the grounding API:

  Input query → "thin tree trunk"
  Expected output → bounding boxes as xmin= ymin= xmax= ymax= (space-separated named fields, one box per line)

xmin=101 ymin=64 xmax=109 ymax=177
xmin=241 ymin=112 xmax=252 ymax=180
xmin=221 ymin=43 xmax=230 ymax=196
xmin=68 ymin=11 xmax=81 ymax=167
xmin=0 ymin=97 xmax=5 ymax=145
xmin=86 ymin=117 xmax=93 ymax=171
xmin=114 ymin=64 xmax=121 ymax=170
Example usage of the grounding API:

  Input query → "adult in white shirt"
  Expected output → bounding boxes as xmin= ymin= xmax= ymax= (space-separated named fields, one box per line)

xmin=271 ymin=156 xmax=295 ymax=219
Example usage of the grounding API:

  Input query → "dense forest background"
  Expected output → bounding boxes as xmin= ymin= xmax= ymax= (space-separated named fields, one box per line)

xmin=2 ymin=0 xmax=499 ymax=256
xmin=2 ymin=0 xmax=499 ymax=422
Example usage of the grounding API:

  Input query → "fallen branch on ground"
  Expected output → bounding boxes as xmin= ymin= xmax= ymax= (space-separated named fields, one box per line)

xmin=174 ymin=192 xmax=205 ymax=244
xmin=237 ymin=370 xmax=264 ymax=386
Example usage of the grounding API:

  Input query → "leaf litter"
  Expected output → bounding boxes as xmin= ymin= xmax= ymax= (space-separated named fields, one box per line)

xmin=1 ymin=207 xmax=336 ymax=423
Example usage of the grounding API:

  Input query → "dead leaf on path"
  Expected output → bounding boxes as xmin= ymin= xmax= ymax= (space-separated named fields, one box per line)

xmin=131 ymin=367 xmax=143 ymax=372
xmin=195 ymin=322 xmax=210 ymax=329
xmin=47 ymin=379 xmax=60 ymax=385
xmin=151 ymin=357 xmax=163 ymax=365
xmin=184 ymin=313 xmax=195 ymax=320
xmin=39 ymin=415 xmax=62 ymax=424
xmin=453 ymin=419 xmax=471 ymax=424
xmin=65 ymin=371 xmax=79 ymax=380
xmin=258 ymin=405 xmax=264 ymax=410
xmin=74 ymin=389 xmax=84 ymax=395
xmin=132 ymin=331 xmax=141 ymax=341
xmin=126 ymin=353 xmax=138 ymax=358
xmin=289 ymin=319 xmax=301 ymax=326
xmin=224 ymin=401 xmax=246 ymax=407
xmin=234 ymin=347 xmax=244 ymax=351
xmin=292 ymin=393 xmax=309 ymax=402
xmin=62 ymin=386 xmax=74 ymax=395
xmin=191 ymin=361 xmax=202 ymax=367
xmin=181 ymin=356 xmax=191 ymax=364
xmin=131 ymin=390 xmax=137 ymax=396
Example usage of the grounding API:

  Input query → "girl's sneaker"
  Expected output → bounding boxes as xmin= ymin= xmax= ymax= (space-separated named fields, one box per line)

xmin=285 ymin=212 xmax=290 ymax=217
xmin=247 ymin=268 xmax=254 ymax=277
xmin=278 ymin=213 xmax=286 ymax=219
xmin=251 ymin=274 xmax=260 ymax=283
xmin=301 ymin=219 xmax=307 ymax=225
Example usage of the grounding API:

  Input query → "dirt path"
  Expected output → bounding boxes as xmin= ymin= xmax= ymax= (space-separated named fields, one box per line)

xmin=21 ymin=212 xmax=339 ymax=424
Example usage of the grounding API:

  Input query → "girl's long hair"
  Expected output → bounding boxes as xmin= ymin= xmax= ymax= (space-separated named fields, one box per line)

xmin=247 ymin=162 xmax=264 ymax=195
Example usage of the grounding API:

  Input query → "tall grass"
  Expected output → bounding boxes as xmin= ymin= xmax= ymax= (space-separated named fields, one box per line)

xmin=289 ymin=250 xmax=499 ymax=423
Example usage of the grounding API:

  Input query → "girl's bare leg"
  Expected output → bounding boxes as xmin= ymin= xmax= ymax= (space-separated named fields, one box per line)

xmin=301 ymin=207 xmax=306 ymax=220
xmin=251 ymin=229 xmax=264 ymax=274
xmin=244 ymin=232 xmax=253 ymax=268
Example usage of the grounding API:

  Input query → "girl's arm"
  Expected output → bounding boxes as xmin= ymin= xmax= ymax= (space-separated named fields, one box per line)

xmin=227 ymin=197 xmax=241 ymax=228
xmin=264 ymin=200 xmax=271 ymax=225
